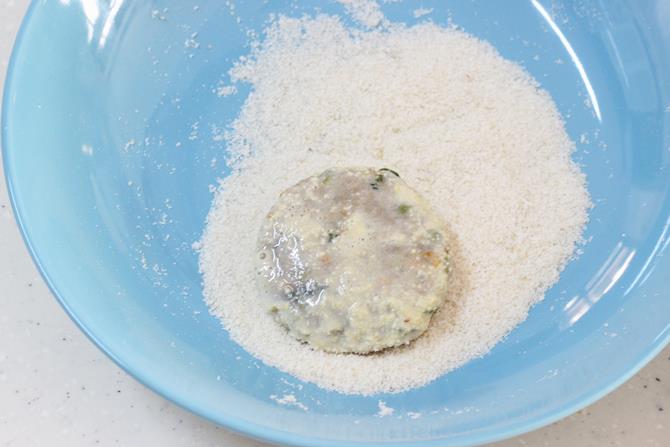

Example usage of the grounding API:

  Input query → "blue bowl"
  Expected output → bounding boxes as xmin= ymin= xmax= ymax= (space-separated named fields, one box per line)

xmin=3 ymin=1 xmax=670 ymax=446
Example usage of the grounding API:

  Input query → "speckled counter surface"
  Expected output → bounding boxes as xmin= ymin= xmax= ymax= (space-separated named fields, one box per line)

xmin=0 ymin=2 xmax=668 ymax=446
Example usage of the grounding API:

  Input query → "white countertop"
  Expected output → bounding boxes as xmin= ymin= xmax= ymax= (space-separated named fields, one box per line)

xmin=0 ymin=1 xmax=668 ymax=446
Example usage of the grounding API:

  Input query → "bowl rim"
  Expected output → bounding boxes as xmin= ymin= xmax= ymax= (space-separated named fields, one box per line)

xmin=3 ymin=2 xmax=670 ymax=446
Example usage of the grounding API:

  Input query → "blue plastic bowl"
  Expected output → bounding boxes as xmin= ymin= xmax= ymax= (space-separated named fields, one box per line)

xmin=3 ymin=1 xmax=670 ymax=446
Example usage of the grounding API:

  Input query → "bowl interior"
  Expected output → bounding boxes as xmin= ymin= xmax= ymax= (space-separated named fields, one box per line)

xmin=3 ymin=1 xmax=670 ymax=446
